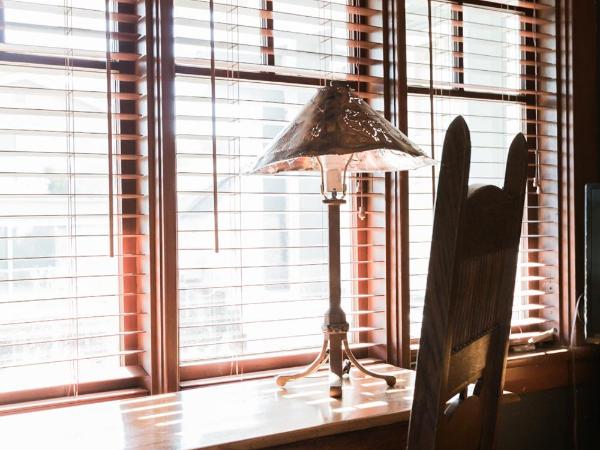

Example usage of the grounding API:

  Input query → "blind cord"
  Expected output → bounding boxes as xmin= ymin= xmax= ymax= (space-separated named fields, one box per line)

xmin=104 ymin=0 xmax=115 ymax=258
xmin=426 ymin=0 xmax=436 ymax=208
xmin=64 ymin=0 xmax=79 ymax=398
xmin=231 ymin=0 xmax=242 ymax=380
xmin=531 ymin=5 xmax=541 ymax=195
xmin=319 ymin=0 xmax=326 ymax=87
xmin=209 ymin=0 xmax=220 ymax=253
xmin=570 ymin=292 xmax=584 ymax=450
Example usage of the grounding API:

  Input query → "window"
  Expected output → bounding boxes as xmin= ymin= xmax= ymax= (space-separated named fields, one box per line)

xmin=0 ymin=0 xmax=562 ymax=407
xmin=0 ymin=0 xmax=146 ymax=403
xmin=405 ymin=0 xmax=558 ymax=350
xmin=172 ymin=0 xmax=388 ymax=380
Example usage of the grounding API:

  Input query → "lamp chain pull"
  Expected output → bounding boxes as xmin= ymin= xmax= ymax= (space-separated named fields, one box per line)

xmin=357 ymin=174 xmax=366 ymax=221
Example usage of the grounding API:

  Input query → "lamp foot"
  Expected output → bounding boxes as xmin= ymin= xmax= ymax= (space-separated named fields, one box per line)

xmin=274 ymin=333 xmax=397 ymax=394
xmin=275 ymin=338 xmax=329 ymax=387
xmin=342 ymin=338 xmax=397 ymax=387
xmin=328 ymin=333 xmax=344 ymax=398
xmin=329 ymin=384 xmax=342 ymax=398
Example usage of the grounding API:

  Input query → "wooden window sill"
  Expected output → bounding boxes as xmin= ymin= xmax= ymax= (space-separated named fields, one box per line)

xmin=1 ymin=350 xmax=596 ymax=449
xmin=407 ymin=345 xmax=599 ymax=394
xmin=0 ymin=364 xmax=414 ymax=449
xmin=504 ymin=345 xmax=600 ymax=394
xmin=0 ymin=388 xmax=148 ymax=416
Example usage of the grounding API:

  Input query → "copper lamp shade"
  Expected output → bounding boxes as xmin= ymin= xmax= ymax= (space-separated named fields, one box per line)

xmin=250 ymin=83 xmax=434 ymax=175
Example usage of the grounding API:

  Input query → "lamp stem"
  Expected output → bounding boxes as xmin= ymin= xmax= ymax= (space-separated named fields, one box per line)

xmin=325 ymin=200 xmax=346 ymax=326
xmin=324 ymin=198 xmax=348 ymax=398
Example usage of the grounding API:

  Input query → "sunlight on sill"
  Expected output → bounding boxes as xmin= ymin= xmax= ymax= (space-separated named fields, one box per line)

xmin=332 ymin=400 xmax=389 ymax=414
xmin=361 ymin=380 xmax=386 ymax=387
xmin=355 ymin=401 xmax=388 ymax=410
xmin=139 ymin=410 xmax=183 ymax=421
xmin=507 ymin=347 xmax=569 ymax=361
xmin=282 ymin=390 xmax=322 ymax=399
xmin=332 ymin=406 xmax=355 ymax=413
xmin=121 ymin=401 xmax=181 ymax=414
xmin=119 ymin=393 xmax=176 ymax=406
xmin=385 ymin=387 xmax=412 ymax=394
xmin=305 ymin=397 xmax=336 ymax=405
xmin=155 ymin=419 xmax=183 ymax=428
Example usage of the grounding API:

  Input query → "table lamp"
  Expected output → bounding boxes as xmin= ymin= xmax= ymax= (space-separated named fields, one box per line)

xmin=249 ymin=82 xmax=434 ymax=397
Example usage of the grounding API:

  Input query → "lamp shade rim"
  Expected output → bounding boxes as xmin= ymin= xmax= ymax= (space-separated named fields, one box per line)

xmin=248 ymin=149 xmax=437 ymax=175
xmin=248 ymin=84 xmax=434 ymax=175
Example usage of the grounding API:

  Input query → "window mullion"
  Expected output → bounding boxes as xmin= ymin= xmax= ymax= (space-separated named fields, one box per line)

xmin=384 ymin=0 xmax=412 ymax=368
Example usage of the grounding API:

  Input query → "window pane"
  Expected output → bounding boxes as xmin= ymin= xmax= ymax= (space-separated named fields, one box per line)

xmin=407 ymin=95 xmax=530 ymax=339
xmin=0 ymin=68 xmax=123 ymax=393
xmin=463 ymin=6 xmax=521 ymax=92
xmin=0 ymin=0 xmax=142 ymax=395
xmin=175 ymin=77 xmax=366 ymax=363
xmin=405 ymin=0 xmax=558 ymax=346
xmin=3 ymin=1 xmax=110 ymax=58
xmin=174 ymin=0 xmax=387 ymax=369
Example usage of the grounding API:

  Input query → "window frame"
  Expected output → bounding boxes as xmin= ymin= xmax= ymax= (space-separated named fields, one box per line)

xmin=161 ymin=0 xmax=564 ymax=385
xmin=0 ymin=0 xmax=576 ymax=409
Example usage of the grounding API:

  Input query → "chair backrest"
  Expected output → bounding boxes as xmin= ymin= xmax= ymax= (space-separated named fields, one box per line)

xmin=406 ymin=116 xmax=528 ymax=450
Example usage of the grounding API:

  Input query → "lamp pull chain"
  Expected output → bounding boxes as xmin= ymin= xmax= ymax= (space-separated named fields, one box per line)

xmin=356 ymin=38 xmax=365 ymax=221
xmin=357 ymin=174 xmax=366 ymax=221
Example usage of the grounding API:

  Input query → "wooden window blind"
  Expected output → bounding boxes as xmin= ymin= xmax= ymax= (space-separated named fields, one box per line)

xmin=0 ymin=0 xmax=564 ymax=403
xmin=0 ymin=0 xmax=147 ymax=404
xmin=404 ymin=0 xmax=558 ymax=349
xmin=173 ymin=0 xmax=388 ymax=380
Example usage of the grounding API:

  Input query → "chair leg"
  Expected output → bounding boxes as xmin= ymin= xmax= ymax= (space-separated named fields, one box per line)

xmin=275 ymin=337 xmax=329 ymax=387
xmin=342 ymin=338 xmax=397 ymax=387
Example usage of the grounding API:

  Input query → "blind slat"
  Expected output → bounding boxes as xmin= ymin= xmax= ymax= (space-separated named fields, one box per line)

xmin=0 ymin=312 xmax=145 ymax=327
xmin=0 ymin=330 xmax=146 ymax=349
xmin=180 ymin=342 xmax=380 ymax=367
xmin=0 ymin=350 xmax=145 ymax=370
xmin=180 ymin=327 xmax=384 ymax=349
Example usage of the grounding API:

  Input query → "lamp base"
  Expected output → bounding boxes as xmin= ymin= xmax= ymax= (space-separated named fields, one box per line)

xmin=275 ymin=329 xmax=397 ymax=398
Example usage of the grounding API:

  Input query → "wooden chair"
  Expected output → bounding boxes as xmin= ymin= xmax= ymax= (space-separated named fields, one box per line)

xmin=406 ymin=116 xmax=528 ymax=450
